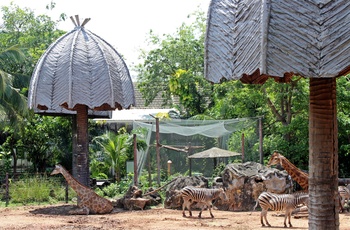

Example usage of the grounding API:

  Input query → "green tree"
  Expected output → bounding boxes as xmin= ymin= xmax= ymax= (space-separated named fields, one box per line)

xmin=136 ymin=10 xmax=213 ymax=117
xmin=0 ymin=45 xmax=28 ymax=124
xmin=0 ymin=2 xmax=68 ymax=174
xmin=0 ymin=2 xmax=66 ymax=77
xmin=337 ymin=75 xmax=350 ymax=177
xmin=135 ymin=8 xmax=312 ymax=170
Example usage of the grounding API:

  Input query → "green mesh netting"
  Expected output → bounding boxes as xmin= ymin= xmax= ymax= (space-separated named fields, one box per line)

xmin=133 ymin=117 xmax=261 ymax=179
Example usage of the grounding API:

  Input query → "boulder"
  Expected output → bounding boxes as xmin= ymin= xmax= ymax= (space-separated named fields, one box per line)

xmin=164 ymin=176 xmax=208 ymax=209
xmin=116 ymin=186 xmax=151 ymax=210
xmin=220 ymin=161 xmax=292 ymax=211
xmin=163 ymin=162 xmax=292 ymax=212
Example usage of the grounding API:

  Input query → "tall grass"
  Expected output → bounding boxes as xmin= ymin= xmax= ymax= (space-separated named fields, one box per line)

xmin=8 ymin=175 xmax=76 ymax=205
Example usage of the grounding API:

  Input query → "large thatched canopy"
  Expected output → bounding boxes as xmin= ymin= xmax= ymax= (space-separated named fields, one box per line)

xmin=205 ymin=0 xmax=350 ymax=228
xmin=28 ymin=16 xmax=135 ymax=112
xmin=205 ymin=0 xmax=350 ymax=84
xmin=28 ymin=16 xmax=135 ymax=187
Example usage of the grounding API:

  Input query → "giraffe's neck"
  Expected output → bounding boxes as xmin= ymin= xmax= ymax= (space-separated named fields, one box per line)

xmin=280 ymin=156 xmax=308 ymax=182
xmin=60 ymin=168 xmax=90 ymax=197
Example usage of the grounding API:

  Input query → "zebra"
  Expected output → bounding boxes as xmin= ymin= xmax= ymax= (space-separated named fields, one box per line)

xmin=339 ymin=185 xmax=350 ymax=209
xmin=181 ymin=186 xmax=227 ymax=218
xmin=257 ymin=191 xmax=308 ymax=228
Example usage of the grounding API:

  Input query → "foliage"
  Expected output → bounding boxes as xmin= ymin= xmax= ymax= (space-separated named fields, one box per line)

xmin=337 ymin=75 xmax=350 ymax=177
xmin=0 ymin=115 xmax=72 ymax=173
xmin=0 ymin=2 xmax=69 ymax=174
xmin=212 ymin=162 xmax=226 ymax=178
xmin=0 ymin=2 xmax=66 ymax=77
xmin=8 ymin=175 xmax=76 ymax=205
xmin=207 ymin=77 xmax=310 ymax=169
xmin=92 ymin=127 xmax=147 ymax=182
xmin=95 ymin=178 xmax=133 ymax=199
xmin=0 ymin=45 xmax=28 ymax=125
xmin=136 ymin=10 xmax=213 ymax=117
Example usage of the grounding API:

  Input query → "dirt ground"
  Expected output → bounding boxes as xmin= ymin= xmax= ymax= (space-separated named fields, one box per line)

xmin=0 ymin=204 xmax=349 ymax=230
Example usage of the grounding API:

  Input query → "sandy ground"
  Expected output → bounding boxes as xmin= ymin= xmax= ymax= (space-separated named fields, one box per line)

xmin=0 ymin=204 xmax=349 ymax=230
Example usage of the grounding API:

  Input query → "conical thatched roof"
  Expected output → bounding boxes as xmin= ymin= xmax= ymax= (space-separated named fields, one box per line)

xmin=28 ymin=16 xmax=135 ymax=112
xmin=205 ymin=0 xmax=350 ymax=84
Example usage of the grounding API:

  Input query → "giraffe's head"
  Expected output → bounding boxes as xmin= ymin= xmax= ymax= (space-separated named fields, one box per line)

xmin=50 ymin=164 xmax=64 ymax=175
xmin=267 ymin=151 xmax=283 ymax=167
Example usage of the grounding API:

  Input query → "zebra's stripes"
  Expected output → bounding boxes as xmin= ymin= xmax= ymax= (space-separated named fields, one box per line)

xmin=258 ymin=191 xmax=308 ymax=228
xmin=181 ymin=186 xmax=227 ymax=218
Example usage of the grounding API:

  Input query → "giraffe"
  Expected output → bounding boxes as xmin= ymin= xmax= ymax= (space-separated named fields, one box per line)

xmin=267 ymin=151 xmax=346 ymax=212
xmin=267 ymin=151 xmax=309 ymax=191
xmin=51 ymin=164 xmax=113 ymax=215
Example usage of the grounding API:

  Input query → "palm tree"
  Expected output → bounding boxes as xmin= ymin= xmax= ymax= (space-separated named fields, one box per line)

xmin=93 ymin=127 xmax=148 ymax=182
xmin=0 ymin=45 xmax=28 ymax=175
xmin=94 ymin=130 xmax=131 ymax=182
xmin=0 ymin=45 xmax=28 ymax=124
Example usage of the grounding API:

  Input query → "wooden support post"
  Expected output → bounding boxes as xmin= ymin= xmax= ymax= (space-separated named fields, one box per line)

xmin=5 ymin=173 xmax=9 ymax=207
xmin=259 ymin=117 xmax=263 ymax=164
xmin=156 ymin=118 xmax=161 ymax=186
xmin=148 ymin=148 xmax=152 ymax=187
xmin=241 ymin=133 xmax=245 ymax=162
xmin=189 ymin=158 xmax=192 ymax=176
xmin=65 ymin=181 xmax=69 ymax=203
xmin=167 ymin=160 xmax=172 ymax=177
xmin=133 ymin=134 xmax=138 ymax=186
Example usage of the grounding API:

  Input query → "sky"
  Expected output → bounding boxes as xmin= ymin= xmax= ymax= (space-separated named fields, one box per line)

xmin=0 ymin=0 xmax=211 ymax=78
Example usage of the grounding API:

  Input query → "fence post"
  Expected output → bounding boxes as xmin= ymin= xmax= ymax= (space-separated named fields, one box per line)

xmin=5 ymin=173 xmax=9 ymax=207
xmin=65 ymin=181 xmax=69 ymax=203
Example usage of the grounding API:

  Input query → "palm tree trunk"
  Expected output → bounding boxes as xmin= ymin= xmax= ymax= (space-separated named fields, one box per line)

xmin=74 ymin=104 xmax=90 ymax=187
xmin=309 ymin=78 xmax=339 ymax=229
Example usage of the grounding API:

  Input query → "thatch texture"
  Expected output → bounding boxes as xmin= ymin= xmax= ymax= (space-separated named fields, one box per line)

xmin=188 ymin=147 xmax=241 ymax=158
xmin=205 ymin=0 xmax=350 ymax=83
xmin=28 ymin=18 xmax=135 ymax=112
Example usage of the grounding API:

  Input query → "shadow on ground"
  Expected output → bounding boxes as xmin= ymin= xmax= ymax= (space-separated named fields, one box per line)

xmin=29 ymin=204 xmax=74 ymax=215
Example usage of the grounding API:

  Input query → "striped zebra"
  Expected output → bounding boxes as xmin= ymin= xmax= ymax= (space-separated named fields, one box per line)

xmin=258 ymin=191 xmax=308 ymax=228
xmin=339 ymin=186 xmax=350 ymax=208
xmin=181 ymin=186 xmax=227 ymax=218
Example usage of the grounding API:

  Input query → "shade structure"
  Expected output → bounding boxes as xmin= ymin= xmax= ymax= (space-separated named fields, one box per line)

xmin=205 ymin=1 xmax=350 ymax=228
xmin=28 ymin=17 xmax=135 ymax=112
xmin=188 ymin=147 xmax=241 ymax=159
xmin=205 ymin=0 xmax=350 ymax=84
xmin=188 ymin=147 xmax=241 ymax=176
xmin=27 ymin=16 xmax=135 ymax=188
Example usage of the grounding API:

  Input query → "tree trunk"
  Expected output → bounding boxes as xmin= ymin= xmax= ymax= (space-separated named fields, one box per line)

xmin=309 ymin=78 xmax=339 ymax=229
xmin=74 ymin=104 xmax=90 ymax=187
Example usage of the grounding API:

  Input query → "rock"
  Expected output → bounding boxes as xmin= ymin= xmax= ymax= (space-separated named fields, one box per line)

xmin=124 ymin=198 xmax=150 ymax=210
xmin=118 ymin=186 xmax=151 ymax=210
xmin=143 ymin=188 xmax=163 ymax=206
xmin=164 ymin=176 xmax=208 ymax=209
xmin=163 ymin=162 xmax=292 ymax=212
xmin=220 ymin=161 xmax=292 ymax=211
